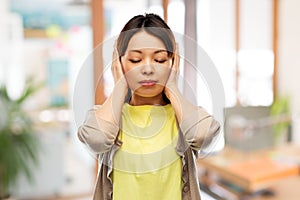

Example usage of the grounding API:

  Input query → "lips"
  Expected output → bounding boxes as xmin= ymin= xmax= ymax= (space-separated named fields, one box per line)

xmin=139 ymin=80 xmax=157 ymax=86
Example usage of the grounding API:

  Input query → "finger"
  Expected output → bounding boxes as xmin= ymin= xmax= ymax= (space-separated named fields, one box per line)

xmin=173 ymin=43 xmax=180 ymax=71
xmin=112 ymin=48 xmax=118 ymax=63
xmin=112 ymin=42 xmax=121 ymax=69
xmin=111 ymin=42 xmax=119 ymax=82
xmin=112 ymin=41 xmax=126 ymax=84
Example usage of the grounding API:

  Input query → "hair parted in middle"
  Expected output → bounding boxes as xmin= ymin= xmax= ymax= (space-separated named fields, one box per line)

xmin=116 ymin=13 xmax=176 ymax=58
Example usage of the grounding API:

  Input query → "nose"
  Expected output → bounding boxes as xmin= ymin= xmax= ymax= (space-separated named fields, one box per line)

xmin=141 ymin=63 xmax=154 ymax=75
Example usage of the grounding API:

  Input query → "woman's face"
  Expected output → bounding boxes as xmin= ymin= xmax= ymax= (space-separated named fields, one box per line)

xmin=121 ymin=31 xmax=173 ymax=98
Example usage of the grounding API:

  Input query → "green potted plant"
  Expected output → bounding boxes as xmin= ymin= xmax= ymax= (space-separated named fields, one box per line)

xmin=270 ymin=95 xmax=291 ymax=145
xmin=0 ymin=78 xmax=41 ymax=199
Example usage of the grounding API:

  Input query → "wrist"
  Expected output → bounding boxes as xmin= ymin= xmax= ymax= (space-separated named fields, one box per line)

xmin=164 ymin=84 xmax=180 ymax=101
xmin=114 ymin=77 xmax=128 ymax=95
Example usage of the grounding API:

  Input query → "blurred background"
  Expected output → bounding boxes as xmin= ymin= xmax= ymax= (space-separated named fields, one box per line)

xmin=0 ymin=0 xmax=299 ymax=199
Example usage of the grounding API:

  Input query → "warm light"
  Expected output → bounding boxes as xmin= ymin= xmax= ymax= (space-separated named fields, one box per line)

xmin=57 ymin=109 xmax=71 ymax=122
xmin=39 ymin=110 xmax=55 ymax=123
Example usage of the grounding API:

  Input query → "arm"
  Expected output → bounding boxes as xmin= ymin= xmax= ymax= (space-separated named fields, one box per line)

xmin=164 ymin=45 xmax=220 ymax=150
xmin=77 ymin=45 xmax=128 ymax=153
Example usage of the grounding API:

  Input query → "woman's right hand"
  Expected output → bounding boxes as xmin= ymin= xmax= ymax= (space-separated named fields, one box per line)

xmin=95 ymin=43 xmax=129 ymax=126
xmin=111 ymin=43 xmax=127 ymax=86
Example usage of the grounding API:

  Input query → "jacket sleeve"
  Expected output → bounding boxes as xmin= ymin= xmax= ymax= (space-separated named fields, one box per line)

xmin=179 ymin=106 xmax=221 ymax=150
xmin=77 ymin=105 xmax=120 ymax=154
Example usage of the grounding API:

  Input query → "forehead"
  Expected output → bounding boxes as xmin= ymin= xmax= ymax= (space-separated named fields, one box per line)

xmin=127 ymin=31 xmax=166 ymax=51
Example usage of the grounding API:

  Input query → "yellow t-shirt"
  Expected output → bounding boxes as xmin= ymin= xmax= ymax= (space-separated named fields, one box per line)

xmin=111 ymin=103 xmax=182 ymax=200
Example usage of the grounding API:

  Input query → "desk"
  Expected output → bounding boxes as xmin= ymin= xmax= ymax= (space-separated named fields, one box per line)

xmin=249 ymin=176 xmax=300 ymax=200
xmin=197 ymin=143 xmax=300 ymax=199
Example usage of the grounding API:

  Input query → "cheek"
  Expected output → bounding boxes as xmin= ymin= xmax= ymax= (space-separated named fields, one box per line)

xmin=156 ymin=66 xmax=171 ymax=85
xmin=123 ymin=67 xmax=141 ymax=90
xmin=121 ymin=56 xmax=134 ymax=73
xmin=123 ymin=62 xmax=134 ymax=73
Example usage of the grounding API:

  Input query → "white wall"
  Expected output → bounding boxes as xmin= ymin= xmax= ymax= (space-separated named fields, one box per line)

xmin=278 ymin=0 xmax=300 ymax=143
xmin=278 ymin=0 xmax=300 ymax=114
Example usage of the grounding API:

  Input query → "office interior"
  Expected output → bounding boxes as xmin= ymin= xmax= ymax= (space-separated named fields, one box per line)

xmin=0 ymin=0 xmax=299 ymax=199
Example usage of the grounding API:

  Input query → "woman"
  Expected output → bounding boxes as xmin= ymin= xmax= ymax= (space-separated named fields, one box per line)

xmin=78 ymin=13 xmax=221 ymax=200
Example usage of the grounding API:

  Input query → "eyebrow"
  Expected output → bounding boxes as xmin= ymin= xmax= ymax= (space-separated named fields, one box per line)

xmin=128 ymin=49 xmax=168 ymax=54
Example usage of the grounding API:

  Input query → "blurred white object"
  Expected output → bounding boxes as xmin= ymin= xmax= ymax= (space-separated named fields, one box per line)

xmin=0 ymin=2 xmax=25 ymax=99
xmin=227 ymin=114 xmax=254 ymax=141
xmin=227 ymin=113 xmax=292 ymax=142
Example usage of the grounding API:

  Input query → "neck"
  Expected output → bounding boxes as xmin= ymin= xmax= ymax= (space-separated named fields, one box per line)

xmin=130 ymin=93 xmax=167 ymax=106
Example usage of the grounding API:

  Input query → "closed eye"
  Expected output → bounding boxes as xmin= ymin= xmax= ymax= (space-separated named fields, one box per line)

xmin=155 ymin=59 xmax=167 ymax=63
xmin=129 ymin=59 xmax=141 ymax=63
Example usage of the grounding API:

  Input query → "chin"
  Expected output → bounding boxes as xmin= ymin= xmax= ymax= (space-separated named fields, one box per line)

xmin=133 ymin=91 xmax=164 ymax=99
xmin=133 ymin=86 xmax=164 ymax=97
xmin=135 ymin=92 xmax=162 ymax=98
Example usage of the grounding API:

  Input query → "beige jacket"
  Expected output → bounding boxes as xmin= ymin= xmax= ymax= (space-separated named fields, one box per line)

xmin=78 ymin=105 xmax=221 ymax=200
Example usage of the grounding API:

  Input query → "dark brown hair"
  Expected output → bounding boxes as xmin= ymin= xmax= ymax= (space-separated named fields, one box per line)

xmin=117 ymin=14 xmax=174 ymax=104
xmin=116 ymin=13 xmax=175 ymax=58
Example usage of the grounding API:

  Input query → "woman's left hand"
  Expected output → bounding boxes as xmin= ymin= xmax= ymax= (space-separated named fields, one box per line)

xmin=163 ymin=43 xmax=200 ymax=124
xmin=165 ymin=43 xmax=180 ymax=98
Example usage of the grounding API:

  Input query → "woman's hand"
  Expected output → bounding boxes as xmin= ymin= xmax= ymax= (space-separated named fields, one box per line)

xmin=111 ymin=42 xmax=127 ymax=87
xmin=164 ymin=44 xmax=195 ymax=123
xmin=165 ymin=44 xmax=180 ymax=98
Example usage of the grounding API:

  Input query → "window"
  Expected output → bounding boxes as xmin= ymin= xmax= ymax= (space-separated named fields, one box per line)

xmin=197 ymin=0 xmax=274 ymax=107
